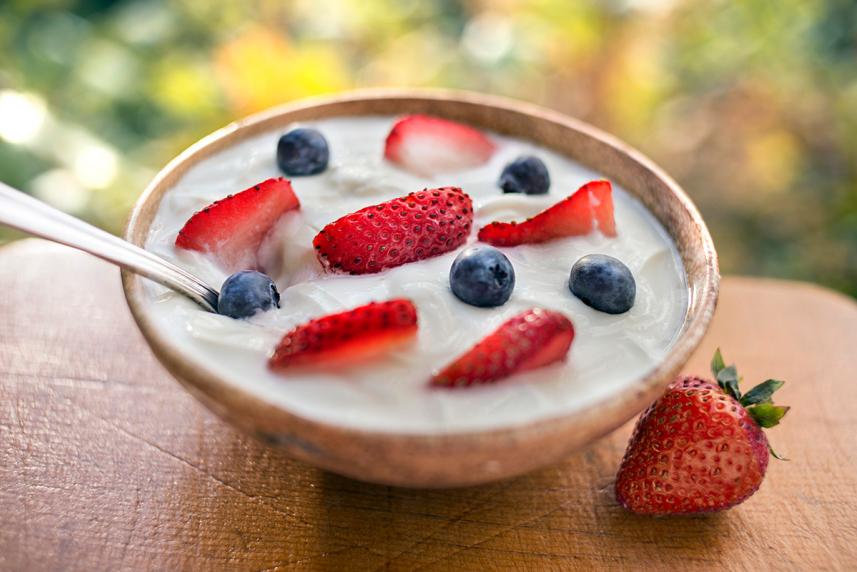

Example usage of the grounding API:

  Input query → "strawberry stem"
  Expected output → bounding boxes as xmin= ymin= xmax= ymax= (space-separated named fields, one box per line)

xmin=711 ymin=348 xmax=726 ymax=375
xmin=711 ymin=348 xmax=742 ymax=401
xmin=769 ymin=443 xmax=790 ymax=461
xmin=709 ymin=349 xmax=791 ymax=460
xmin=740 ymin=379 xmax=785 ymax=406
xmin=747 ymin=403 xmax=790 ymax=428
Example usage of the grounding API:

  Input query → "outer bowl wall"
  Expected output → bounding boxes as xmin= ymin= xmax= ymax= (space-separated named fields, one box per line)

xmin=122 ymin=90 xmax=719 ymax=487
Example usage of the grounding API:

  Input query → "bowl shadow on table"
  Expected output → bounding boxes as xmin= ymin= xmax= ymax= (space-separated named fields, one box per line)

xmin=301 ymin=437 xmax=730 ymax=569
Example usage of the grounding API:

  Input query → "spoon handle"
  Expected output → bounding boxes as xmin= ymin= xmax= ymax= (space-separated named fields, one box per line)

xmin=0 ymin=181 xmax=219 ymax=312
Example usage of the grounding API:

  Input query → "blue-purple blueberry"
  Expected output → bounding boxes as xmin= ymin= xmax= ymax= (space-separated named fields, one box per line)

xmin=569 ymin=254 xmax=635 ymax=314
xmin=218 ymin=271 xmax=280 ymax=319
xmin=498 ymin=155 xmax=550 ymax=195
xmin=277 ymin=128 xmax=329 ymax=176
xmin=450 ymin=246 xmax=515 ymax=307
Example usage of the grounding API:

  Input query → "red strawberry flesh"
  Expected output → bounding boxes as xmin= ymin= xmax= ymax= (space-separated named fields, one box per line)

xmin=431 ymin=308 xmax=574 ymax=388
xmin=614 ymin=377 xmax=771 ymax=515
xmin=313 ymin=187 xmax=473 ymax=274
xmin=384 ymin=115 xmax=496 ymax=177
xmin=477 ymin=179 xmax=616 ymax=247
xmin=175 ymin=177 xmax=300 ymax=272
xmin=269 ymin=299 xmax=418 ymax=371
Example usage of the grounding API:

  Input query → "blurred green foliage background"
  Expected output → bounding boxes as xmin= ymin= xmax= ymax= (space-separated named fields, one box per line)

xmin=1 ymin=0 xmax=855 ymax=295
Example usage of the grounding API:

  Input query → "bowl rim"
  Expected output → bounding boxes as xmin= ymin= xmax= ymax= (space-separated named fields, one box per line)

xmin=122 ymin=88 xmax=719 ymax=479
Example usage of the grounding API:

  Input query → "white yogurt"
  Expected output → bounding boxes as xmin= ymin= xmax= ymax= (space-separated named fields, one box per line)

xmin=143 ymin=116 xmax=689 ymax=434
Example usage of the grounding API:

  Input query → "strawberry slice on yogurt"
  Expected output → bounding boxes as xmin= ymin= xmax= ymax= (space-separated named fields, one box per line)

xmin=175 ymin=177 xmax=300 ymax=272
xmin=269 ymin=299 xmax=418 ymax=370
xmin=313 ymin=186 xmax=473 ymax=275
xmin=478 ymin=179 xmax=616 ymax=247
xmin=384 ymin=115 xmax=496 ymax=177
xmin=431 ymin=308 xmax=574 ymax=388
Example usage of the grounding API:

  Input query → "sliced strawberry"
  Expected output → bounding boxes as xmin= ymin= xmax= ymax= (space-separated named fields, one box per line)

xmin=313 ymin=187 xmax=473 ymax=274
xmin=269 ymin=299 xmax=418 ymax=370
xmin=384 ymin=115 xmax=496 ymax=177
xmin=431 ymin=308 xmax=574 ymax=388
xmin=477 ymin=180 xmax=616 ymax=247
xmin=175 ymin=177 xmax=300 ymax=271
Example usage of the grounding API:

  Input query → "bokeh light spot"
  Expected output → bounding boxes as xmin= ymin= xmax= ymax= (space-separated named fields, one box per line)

xmin=0 ymin=91 xmax=47 ymax=145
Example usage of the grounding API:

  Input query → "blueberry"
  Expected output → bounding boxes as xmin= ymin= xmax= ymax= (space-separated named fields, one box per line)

xmin=569 ymin=254 xmax=635 ymax=314
xmin=276 ymin=128 xmax=329 ymax=176
xmin=498 ymin=155 xmax=550 ymax=195
xmin=450 ymin=246 xmax=515 ymax=307
xmin=218 ymin=271 xmax=281 ymax=319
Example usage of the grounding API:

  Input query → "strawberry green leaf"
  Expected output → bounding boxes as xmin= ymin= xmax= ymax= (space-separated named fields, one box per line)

xmin=740 ymin=379 xmax=785 ymax=406
xmin=716 ymin=365 xmax=741 ymax=401
xmin=711 ymin=348 xmax=726 ymax=377
xmin=748 ymin=403 xmax=790 ymax=428
xmin=769 ymin=443 xmax=789 ymax=461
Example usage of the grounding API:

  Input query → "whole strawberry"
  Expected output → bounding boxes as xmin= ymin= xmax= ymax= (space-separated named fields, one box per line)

xmin=615 ymin=350 xmax=789 ymax=515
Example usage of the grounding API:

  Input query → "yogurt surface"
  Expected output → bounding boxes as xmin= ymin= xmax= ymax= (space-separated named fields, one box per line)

xmin=144 ymin=116 xmax=689 ymax=434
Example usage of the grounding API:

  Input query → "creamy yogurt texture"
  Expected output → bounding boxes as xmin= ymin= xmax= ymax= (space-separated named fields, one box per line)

xmin=144 ymin=116 xmax=689 ymax=433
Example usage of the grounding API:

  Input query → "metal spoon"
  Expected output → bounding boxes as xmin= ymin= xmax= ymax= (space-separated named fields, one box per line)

xmin=0 ymin=181 xmax=219 ymax=312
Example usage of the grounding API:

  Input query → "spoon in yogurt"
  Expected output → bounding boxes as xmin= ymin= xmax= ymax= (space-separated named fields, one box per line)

xmin=0 ymin=180 xmax=219 ymax=312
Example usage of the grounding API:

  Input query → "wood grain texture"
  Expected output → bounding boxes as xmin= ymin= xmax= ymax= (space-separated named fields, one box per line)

xmin=1 ymin=239 xmax=855 ymax=571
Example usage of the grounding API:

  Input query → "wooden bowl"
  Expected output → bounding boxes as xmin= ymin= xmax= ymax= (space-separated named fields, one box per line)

xmin=122 ymin=89 xmax=719 ymax=487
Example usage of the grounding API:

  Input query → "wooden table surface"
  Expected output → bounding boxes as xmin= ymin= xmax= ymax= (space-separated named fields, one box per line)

xmin=2 ymin=239 xmax=856 ymax=571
